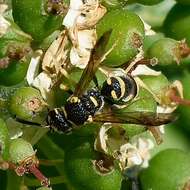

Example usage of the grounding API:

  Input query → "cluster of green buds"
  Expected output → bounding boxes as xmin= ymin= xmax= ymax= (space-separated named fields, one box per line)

xmin=0 ymin=0 xmax=190 ymax=190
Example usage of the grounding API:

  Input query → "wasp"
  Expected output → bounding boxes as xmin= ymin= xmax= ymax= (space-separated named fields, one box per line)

xmin=46 ymin=30 xmax=175 ymax=133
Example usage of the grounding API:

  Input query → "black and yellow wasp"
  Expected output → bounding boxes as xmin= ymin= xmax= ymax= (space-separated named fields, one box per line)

xmin=46 ymin=30 xmax=175 ymax=133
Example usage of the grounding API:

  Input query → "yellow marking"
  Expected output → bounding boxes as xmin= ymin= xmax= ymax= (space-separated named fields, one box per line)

xmin=115 ymin=76 xmax=126 ymax=99
xmin=87 ymin=115 xmax=93 ymax=122
xmin=54 ymin=108 xmax=59 ymax=115
xmin=122 ymin=94 xmax=134 ymax=102
xmin=69 ymin=96 xmax=80 ymax=103
xmin=90 ymin=96 xmax=99 ymax=107
xmin=62 ymin=107 xmax=67 ymax=118
xmin=107 ymin=78 xmax=112 ymax=85
xmin=111 ymin=90 xmax=118 ymax=100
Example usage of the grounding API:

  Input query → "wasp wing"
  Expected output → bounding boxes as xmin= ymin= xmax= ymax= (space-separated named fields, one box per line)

xmin=73 ymin=30 xmax=112 ymax=97
xmin=93 ymin=111 xmax=177 ymax=126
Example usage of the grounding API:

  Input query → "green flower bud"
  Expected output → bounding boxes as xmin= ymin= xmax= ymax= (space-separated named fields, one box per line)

xmin=0 ymin=19 xmax=32 ymax=86
xmin=12 ymin=0 xmax=68 ymax=42
xmin=9 ymin=87 xmax=48 ymax=124
xmin=96 ymin=9 xmax=145 ymax=67
xmin=146 ymin=38 xmax=190 ymax=65
xmin=9 ymin=138 xmax=35 ymax=164
xmin=9 ymin=138 xmax=50 ymax=186
xmin=0 ymin=59 xmax=30 ymax=86
xmin=143 ymin=33 xmax=164 ymax=54
xmin=140 ymin=149 xmax=190 ymax=190
xmin=64 ymin=138 xmax=122 ymax=190
xmin=140 ymin=74 xmax=170 ymax=97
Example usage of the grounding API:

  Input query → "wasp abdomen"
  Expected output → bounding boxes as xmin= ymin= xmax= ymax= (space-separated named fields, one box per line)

xmin=101 ymin=75 xmax=137 ymax=104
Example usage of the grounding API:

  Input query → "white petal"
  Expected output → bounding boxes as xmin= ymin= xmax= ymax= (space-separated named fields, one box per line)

xmin=128 ymin=152 xmax=142 ymax=166
xmin=131 ymin=65 xmax=161 ymax=76
xmin=70 ymin=0 xmax=83 ymax=9
xmin=32 ymin=72 xmax=53 ymax=100
xmin=63 ymin=9 xmax=81 ymax=28
xmin=63 ymin=0 xmax=83 ymax=28
xmin=157 ymin=105 xmax=176 ymax=114
xmin=143 ymin=20 xmax=156 ymax=36
xmin=94 ymin=123 xmax=112 ymax=153
xmin=77 ymin=30 xmax=96 ymax=49
xmin=70 ymin=47 xmax=90 ymax=69
xmin=26 ymin=50 xmax=43 ymax=85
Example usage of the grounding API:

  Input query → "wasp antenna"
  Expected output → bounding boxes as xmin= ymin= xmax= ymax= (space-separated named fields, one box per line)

xmin=15 ymin=118 xmax=42 ymax=126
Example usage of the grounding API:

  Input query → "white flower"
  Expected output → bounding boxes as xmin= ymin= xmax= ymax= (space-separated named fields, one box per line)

xmin=26 ymin=50 xmax=43 ymax=85
xmin=131 ymin=64 xmax=161 ymax=77
xmin=94 ymin=123 xmax=112 ymax=154
xmin=32 ymin=72 xmax=53 ymax=100
xmin=63 ymin=0 xmax=83 ymax=28
xmin=63 ymin=0 xmax=106 ymax=29
xmin=117 ymin=138 xmax=154 ymax=170
xmin=0 ymin=4 xmax=10 ymax=37
xmin=26 ymin=50 xmax=53 ymax=100
xmin=63 ymin=0 xmax=106 ymax=69
xmin=70 ymin=29 xmax=97 ymax=68
xmin=42 ymin=31 xmax=70 ymax=75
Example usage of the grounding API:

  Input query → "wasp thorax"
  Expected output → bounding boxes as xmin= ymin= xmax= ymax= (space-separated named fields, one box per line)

xmin=46 ymin=108 xmax=72 ymax=133
xmin=64 ymin=89 xmax=104 ymax=126
xmin=101 ymin=75 xmax=137 ymax=104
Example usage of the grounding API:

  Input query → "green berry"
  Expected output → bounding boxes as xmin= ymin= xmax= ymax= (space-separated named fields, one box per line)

xmin=9 ymin=138 xmax=35 ymax=164
xmin=140 ymin=149 xmax=190 ymax=190
xmin=0 ymin=59 xmax=30 ymax=86
xmin=146 ymin=38 xmax=190 ymax=65
xmin=123 ymin=87 xmax=157 ymax=113
xmin=140 ymin=73 xmax=170 ymax=97
xmin=164 ymin=4 xmax=190 ymax=46
xmin=143 ymin=33 xmax=164 ymax=54
xmin=12 ymin=0 xmax=67 ymax=42
xmin=0 ymin=21 xmax=32 ymax=86
xmin=64 ymin=138 xmax=122 ymax=190
xmin=0 ymin=118 xmax=10 ymax=160
xmin=96 ymin=9 xmax=145 ymax=67
xmin=9 ymin=87 xmax=48 ymax=124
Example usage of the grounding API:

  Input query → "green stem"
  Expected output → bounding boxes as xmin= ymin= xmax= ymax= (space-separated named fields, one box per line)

xmin=22 ymin=128 xmax=49 ymax=146
xmin=37 ymin=136 xmax=73 ymax=190
xmin=30 ymin=128 xmax=49 ymax=145
xmin=36 ymin=135 xmax=65 ymax=175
